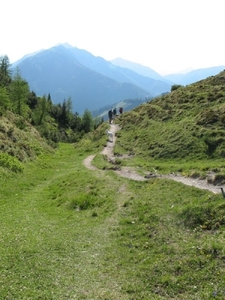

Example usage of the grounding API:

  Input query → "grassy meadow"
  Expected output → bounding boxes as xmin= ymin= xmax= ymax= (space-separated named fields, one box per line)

xmin=1 ymin=136 xmax=225 ymax=299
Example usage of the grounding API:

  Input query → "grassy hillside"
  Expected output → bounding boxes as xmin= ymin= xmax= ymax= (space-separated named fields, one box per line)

xmin=113 ymin=71 xmax=225 ymax=180
xmin=1 ymin=71 xmax=225 ymax=299
xmin=0 ymin=111 xmax=53 ymax=172
xmin=116 ymin=70 xmax=225 ymax=160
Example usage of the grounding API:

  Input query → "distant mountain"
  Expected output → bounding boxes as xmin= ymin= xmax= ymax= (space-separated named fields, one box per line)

xmin=12 ymin=49 xmax=43 ymax=67
xmin=13 ymin=45 xmax=151 ymax=114
xmin=164 ymin=66 xmax=225 ymax=85
xmin=69 ymin=49 xmax=171 ymax=95
xmin=111 ymin=57 xmax=225 ymax=87
xmin=111 ymin=57 xmax=173 ymax=84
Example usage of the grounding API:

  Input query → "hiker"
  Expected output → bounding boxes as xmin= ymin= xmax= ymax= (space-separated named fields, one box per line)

xmin=108 ymin=109 xmax=113 ymax=124
xmin=119 ymin=107 xmax=123 ymax=114
xmin=112 ymin=108 xmax=117 ymax=121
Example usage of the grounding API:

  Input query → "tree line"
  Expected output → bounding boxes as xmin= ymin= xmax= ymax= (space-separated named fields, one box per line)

xmin=0 ymin=55 xmax=103 ymax=145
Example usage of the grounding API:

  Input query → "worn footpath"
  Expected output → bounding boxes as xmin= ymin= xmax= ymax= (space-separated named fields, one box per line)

xmin=83 ymin=124 xmax=223 ymax=195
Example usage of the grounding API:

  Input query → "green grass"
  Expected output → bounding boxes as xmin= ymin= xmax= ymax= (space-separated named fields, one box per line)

xmin=1 ymin=142 xmax=225 ymax=299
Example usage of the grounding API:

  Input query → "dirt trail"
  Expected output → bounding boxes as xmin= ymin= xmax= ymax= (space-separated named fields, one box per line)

xmin=83 ymin=124 xmax=223 ymax=195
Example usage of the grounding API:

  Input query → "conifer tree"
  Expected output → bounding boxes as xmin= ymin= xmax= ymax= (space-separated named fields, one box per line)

xmin=82 ymin=109 xmax=93 ymax=133
xmin=10 ymin=68 xmax=29 ymax=117
xmin=0 ymin=86 xmax=11 ymax=114
xmin=0 ymin=55 xmax=11 ymax=86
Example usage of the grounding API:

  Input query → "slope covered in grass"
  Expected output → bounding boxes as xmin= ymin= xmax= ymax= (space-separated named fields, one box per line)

xmin=116 ymin=70 xmax=225 ymax=160
xmin=0 ymin=111 xmax=54 ymax=171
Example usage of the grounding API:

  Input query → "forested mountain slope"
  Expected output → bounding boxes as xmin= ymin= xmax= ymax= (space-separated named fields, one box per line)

xmin=12 ymin=45 xmax=153 ymax=113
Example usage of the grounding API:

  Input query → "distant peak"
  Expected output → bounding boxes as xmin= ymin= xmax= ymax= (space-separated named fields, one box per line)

xmin=62 ymin=42 xmax=73 ymax=48
xmin=54 ymin=42 xmax=73 ymax=48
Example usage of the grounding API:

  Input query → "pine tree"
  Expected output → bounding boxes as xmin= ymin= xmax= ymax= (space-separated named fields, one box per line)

xmin=0 ymin=55 xmax=12 ymax=87
xmin=10 ymin=68 xmax=29 ymax=117
xmin=0 ymin=86 xmax=11 ymax=114
xmin=82 ymin=109 xmax=93 ymax=133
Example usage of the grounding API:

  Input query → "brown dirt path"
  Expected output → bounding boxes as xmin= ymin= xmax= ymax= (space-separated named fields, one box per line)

xmin=83 ymin=124 xmax=223 ymax=195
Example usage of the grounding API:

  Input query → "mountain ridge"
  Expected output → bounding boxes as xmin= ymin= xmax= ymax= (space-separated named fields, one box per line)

xmin=11 ymin=43 xmax=225 ymax=114
xmin=164 ymin=65 xmax=225 ymax=85
xmin=111 ymin=57 xmax=225 ymax=86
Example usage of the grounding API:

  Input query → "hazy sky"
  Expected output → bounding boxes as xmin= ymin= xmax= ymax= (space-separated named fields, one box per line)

xmin=1 ymin=0 xmax=224 ymax=75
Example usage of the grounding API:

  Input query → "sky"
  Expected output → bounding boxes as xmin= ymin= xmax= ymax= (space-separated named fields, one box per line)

xmin=1 ymin=0 xmax=224 ymax=75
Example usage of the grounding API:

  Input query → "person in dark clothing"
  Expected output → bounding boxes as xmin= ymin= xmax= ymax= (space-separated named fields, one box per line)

xmin=112 ymin=108 xmax=117 ymax=122
xmin=119 ymin=107 xmax=123 ymax=114
xmin=108 ymin=109 xmax=113 ymax=124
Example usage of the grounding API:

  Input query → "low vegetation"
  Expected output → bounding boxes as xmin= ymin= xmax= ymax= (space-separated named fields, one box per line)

xmin=115 ymin=70 xmax=225 ymax=177
xmin=1 ymin=60 xmax=225 ymax=298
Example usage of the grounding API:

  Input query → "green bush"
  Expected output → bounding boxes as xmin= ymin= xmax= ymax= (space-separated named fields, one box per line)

xmin=171 ymin=84 xmax=183 ymax=92
xmin=0 ymin=152 xmax=23 ymax=172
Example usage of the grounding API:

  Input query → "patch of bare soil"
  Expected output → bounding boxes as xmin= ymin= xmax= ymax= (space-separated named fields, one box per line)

xmin=83 ymin=155 xmax=97 ymax=171
xmin=163 ymin=173 xmax=221 ymax=194
xmin=83 ymin=124 xmax=224 ymax=195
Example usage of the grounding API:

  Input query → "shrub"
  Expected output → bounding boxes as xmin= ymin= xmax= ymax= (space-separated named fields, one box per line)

xmin=171 ymin=84 xmax=182 ymax=92
xmin=0 ymin=152 xmax=23 ymax=172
